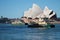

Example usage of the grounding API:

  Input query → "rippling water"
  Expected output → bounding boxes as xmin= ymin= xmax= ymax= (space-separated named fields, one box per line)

xmin=0 ymin=24 xmax=60 ymax=40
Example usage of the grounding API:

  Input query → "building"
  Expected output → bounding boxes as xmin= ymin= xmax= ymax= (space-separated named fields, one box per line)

xmin=24 ymin=4 xmax=57 ymax=19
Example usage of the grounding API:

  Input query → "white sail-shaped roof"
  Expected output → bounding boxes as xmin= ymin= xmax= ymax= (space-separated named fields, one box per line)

xmin=43 ymin=6 xmax=52 ymax=18
xmin=37 ymin=6 xmax=51 ymax=18
xmin=49 ymin=12 xmax=55 ymax=18
xmin=24 ymin=8 xmax=32 ymax=17
xmin=24 ymin=4 xmax=56 ymax=19
xmin=24 ymin=4 xmax=43 ymax=18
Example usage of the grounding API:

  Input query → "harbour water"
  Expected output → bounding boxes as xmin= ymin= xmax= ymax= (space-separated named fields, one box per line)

xmin=0 ymin=24 xmax=60 ymax=40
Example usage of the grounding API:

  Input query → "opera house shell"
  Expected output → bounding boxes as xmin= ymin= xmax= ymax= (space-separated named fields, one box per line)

xmin=24 ymin=4 xmax=57 ymax=19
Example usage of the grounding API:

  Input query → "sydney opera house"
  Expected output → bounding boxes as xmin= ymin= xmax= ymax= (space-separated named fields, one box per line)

xmin=20 ymin=4 xmax=59 ymax=24
xmin=24 ymin=4 xmax=57 ymax=19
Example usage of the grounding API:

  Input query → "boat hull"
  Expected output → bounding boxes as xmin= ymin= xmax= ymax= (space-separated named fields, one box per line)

xmin=28 ymin=24 xmax=55 ymax=28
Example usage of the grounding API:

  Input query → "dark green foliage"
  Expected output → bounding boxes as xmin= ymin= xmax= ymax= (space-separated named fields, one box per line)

xmin=0 ymin=17 xmax=11 ymax=24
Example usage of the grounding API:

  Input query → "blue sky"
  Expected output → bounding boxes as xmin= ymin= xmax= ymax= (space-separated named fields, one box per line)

xmin=0 ymin=0 xmax=60 ymax=18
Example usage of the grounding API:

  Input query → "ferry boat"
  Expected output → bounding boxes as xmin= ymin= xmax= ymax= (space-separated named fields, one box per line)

xmin=28 ymin=22 xmax=55 ymax=28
